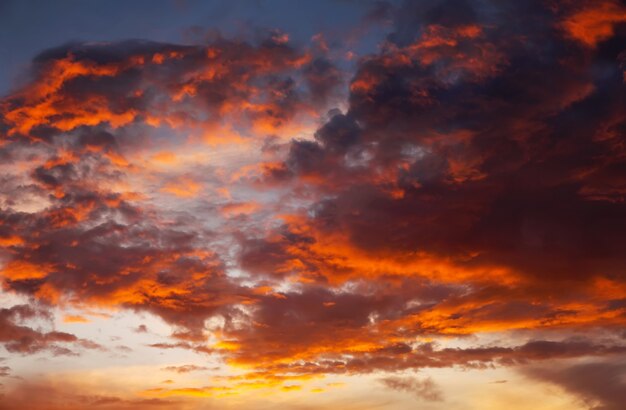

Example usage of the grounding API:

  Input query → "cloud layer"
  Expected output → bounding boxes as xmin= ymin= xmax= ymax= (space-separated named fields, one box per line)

xmin=1 ymin=0 xmax=625 ymax=408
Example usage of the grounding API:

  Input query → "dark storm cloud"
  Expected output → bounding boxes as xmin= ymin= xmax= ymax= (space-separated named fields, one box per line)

xmin=314 ymin=111 xmax=360 ymax=153
xmin=262 ymin=0 xmax=626 ymax=285
xmin=303 ymin=57 xmax=343 ymax=105
xmin=213 ymin=0 xmax=626 ymax=380
xmin=524 ymin=360 xmax=626 ymax=410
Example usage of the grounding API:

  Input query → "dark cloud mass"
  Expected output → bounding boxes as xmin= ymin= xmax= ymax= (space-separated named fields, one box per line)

xmin=524 ymin=360 xmax=626 ymax=410
xmin=1 ymin=0 xmax=626 ymax=408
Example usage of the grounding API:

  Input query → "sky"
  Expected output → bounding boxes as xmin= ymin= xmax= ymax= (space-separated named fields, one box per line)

xmin=0 ymin=0 xmax=625 ymax=409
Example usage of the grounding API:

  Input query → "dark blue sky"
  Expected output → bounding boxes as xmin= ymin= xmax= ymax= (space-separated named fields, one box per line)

xmin=0 ymin=0 xmax=395 ymax=96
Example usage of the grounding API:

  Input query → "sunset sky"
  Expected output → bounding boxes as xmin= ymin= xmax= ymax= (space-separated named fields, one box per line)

xmin=1 ymin=1 xmax=626 ymax=409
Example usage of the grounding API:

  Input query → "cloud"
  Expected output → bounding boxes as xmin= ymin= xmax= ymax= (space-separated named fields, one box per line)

xmin=524 ymin=359 xmax=626 ymax=410
xmin=560 ymin=0 xmax=626 ymax=48
xmin=0 ymin=304 xmax=102 ymax=356
xmin=379 ymin=376 xmax=443 ymax=401
xmin=0 ymin=0 xmax=625 ymax=401
xmin=161 ymin=365 xmax=210 ymax=374
xmin=0 ymin=379 xmax=184 ymax=410
xmin=135 ymin=324 xmax=148 ymax=333
xmin=0 ymin=36 xmax=318 ymax=140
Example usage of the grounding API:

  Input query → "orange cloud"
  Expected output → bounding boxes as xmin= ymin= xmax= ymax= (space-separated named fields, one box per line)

xmin=161 ymin=178 xmax=202 ymax=198
xmin=561 ymin=0 xmax=626 ymax=47
xmin=1 ymin=260 xmax=51 ymax=281
xmin=220 ymin=202 xmax=261 ymax=217
xmin=62 ymin=315 xmax=90 ymax=323
xmin=151 ymin=151 xmax=178 ymax=165
xmin=0 ymin=236 xmax=25 ymax=247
